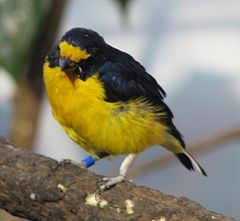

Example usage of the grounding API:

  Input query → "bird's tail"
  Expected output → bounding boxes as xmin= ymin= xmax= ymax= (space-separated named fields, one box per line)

xmin=161 ymin=127 xmax=206 ymax=176
xmin=175 ymin=151 xmax=207 ymax=176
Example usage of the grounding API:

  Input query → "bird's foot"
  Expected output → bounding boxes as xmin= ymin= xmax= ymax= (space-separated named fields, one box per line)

xmin=52 ymin=158 xmax=83 ymax=171
xmin=98 ymin=175 xmax=125 ymax=192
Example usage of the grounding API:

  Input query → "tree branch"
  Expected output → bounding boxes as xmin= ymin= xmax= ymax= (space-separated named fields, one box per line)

xmin=0 ymin=136 xmax=236 ymax=221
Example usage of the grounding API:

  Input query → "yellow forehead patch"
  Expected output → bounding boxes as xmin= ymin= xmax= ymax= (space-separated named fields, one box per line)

xmin=59 ymin=41 xmax=90 ymax=62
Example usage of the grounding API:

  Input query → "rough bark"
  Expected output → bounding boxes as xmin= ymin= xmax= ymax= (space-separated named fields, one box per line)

xmin=0 ymin=136 xmax=236 ymax=221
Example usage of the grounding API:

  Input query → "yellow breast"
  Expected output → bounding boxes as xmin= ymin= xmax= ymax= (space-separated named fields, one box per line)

xmin=43 ymin=62 xmax=168 ymax=156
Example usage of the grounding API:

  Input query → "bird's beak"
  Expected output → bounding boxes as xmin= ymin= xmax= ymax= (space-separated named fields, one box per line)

xmin=59 ymin=58 xmax=86 ymax=80
xmin=59 ymin=58 xmax=78 ymax=73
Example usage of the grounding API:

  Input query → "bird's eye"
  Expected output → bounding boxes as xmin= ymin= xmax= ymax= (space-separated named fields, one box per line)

xmin=76 ymin=66 xmax=86 ymax=80
xmin=79 ymin=66 xmax=83 ymax=73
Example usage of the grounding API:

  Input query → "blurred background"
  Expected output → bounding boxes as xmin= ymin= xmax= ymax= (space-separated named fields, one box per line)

xmin=1 ymin=0 xmax=240 ymax=220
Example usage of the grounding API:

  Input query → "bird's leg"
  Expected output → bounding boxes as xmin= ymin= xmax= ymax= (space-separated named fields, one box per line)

xmin=53 ymin=152 xmax=109 ymax=170
xmin=52 ymin=156 xmax=96 ymax=170
xmin=99 ymin=154 xmax=136 ymax=191
xmin=81 ymin=152 xmax=109 ymax=167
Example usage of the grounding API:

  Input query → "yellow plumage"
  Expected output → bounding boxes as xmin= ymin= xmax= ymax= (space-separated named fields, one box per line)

xmin=43 ymin=61 xmax=175 ymax=157
xmin=59 ymin=41 xmax=90 ymax=62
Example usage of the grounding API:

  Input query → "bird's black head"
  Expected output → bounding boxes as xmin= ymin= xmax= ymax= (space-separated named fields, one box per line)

xmin=61 ymin=28 xmax=105 ymax=55
xmin=46 ymin=28 xmax=106 ymax=80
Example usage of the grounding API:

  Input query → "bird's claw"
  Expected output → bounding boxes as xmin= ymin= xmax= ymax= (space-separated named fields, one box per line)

xmin=99 ymin=175 xmax=125 ymax=192
xmin=52 ymin=158 xmax=84 ymax=171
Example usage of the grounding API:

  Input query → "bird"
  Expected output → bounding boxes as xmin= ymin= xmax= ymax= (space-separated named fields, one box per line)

xmin=43 ymin=27 xmax=206 ymax=191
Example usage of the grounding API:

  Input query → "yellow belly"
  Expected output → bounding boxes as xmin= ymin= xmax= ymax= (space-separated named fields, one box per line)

xmin=43 ymin=62 xmax=169 ymax=156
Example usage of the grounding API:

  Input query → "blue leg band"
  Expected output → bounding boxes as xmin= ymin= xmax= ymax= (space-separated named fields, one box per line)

xmin=81 ymin=156 xmax=95 ymax=168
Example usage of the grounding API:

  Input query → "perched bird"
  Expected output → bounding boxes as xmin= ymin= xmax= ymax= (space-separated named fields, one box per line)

xmin=43 ymin=28 xmax=206 ymax=191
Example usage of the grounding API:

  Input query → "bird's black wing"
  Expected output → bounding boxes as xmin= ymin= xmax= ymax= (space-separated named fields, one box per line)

xmin=99 ymin=60 xmax=166 ymax=102
xmin=98 ymin=60 xmax=185 ymax=147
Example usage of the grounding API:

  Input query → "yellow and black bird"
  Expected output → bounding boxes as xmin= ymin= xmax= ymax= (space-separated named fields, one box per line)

xmin=43 ymin=28 xmax=206 ymax=191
